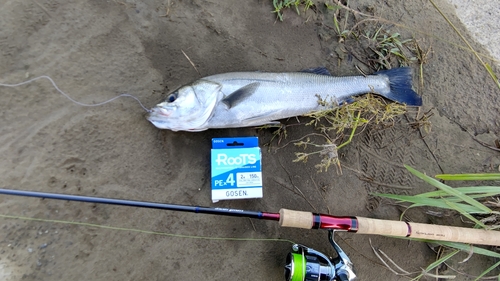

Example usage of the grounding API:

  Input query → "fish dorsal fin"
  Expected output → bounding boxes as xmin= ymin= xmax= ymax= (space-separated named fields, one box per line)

xmin=300 ymin=67 xmax=332 ymax=76
xmin=221 ymin=82 xmax=260 ymax=109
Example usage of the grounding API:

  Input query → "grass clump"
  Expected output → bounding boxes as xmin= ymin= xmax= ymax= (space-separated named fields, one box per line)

xmin=272 ymin=0 xmax=315 ymax=21
xmin=321 ymin=1 xmax=433 ymax=75
xmin=324 ymin=1 xmax=351 ymax=42
xmin=291 ymin=94 xmax=408 ymax=173
xmin=374 ymin=166 xmax=500 ymax=280
xmin=362 ymin=28 xmax=417 ymax=69
xmin=305 ymin=93 xmax=407 ymax=133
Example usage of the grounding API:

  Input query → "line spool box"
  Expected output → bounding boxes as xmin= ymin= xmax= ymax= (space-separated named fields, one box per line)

xmin=211 ymin=137 xmax=263 ymax=203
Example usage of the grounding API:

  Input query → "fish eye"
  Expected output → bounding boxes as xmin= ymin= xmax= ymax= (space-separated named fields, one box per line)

xmin=166 ymin=92 xmax=178 ymax=103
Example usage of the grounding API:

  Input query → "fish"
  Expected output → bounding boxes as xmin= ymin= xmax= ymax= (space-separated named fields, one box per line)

xmin=146 ymin=67 xmax=422 ymax=131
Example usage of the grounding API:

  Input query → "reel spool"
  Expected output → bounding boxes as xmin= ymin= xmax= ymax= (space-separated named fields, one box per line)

xmin=284 ymin=231 xmax=356 ymax=281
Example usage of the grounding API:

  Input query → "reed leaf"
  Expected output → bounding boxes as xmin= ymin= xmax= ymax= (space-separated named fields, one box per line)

xmin=443 ymin=198 xmax=487 ymax=228
xmin=417 ymin=186 xmax=500 ymax=198
xmin=405 ymin=165 xmax=492 ymax=214
xmin=435 ymin=173 xmax=500 ymax=181
xmin=474 ymin=260 xmax=500 ymax=281
xmin=438 ymin=241 xmax=500 ymax=258
xmin=373 ymin=193 xmax=490 ymax=214
xmin=422 ymin=249 xmax=459 ymax=271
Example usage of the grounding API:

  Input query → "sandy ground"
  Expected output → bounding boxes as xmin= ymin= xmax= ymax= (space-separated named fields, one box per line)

xmin=0 ymin=0 xmax=499 ymax=280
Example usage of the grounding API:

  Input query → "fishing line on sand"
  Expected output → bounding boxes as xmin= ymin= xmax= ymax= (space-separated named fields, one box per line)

xmin=0 ymin=214 xmax=295 ymax=244
xmin=0 ymin=75 xmax=152 ymax=113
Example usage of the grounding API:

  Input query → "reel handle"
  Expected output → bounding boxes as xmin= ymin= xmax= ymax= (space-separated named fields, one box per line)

xmin=279 ymin=209 xmax=500 ymax=246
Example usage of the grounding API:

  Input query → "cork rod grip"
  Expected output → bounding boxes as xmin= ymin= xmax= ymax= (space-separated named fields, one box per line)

xmin=279 ymin=209 xmax=313 ymax=229
xmin=356 ymin=217 xmax=500 ymax=246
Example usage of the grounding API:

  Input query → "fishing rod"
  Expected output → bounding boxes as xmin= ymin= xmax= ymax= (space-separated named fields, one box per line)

xmin=1 ymin=188 xmax=499 ymax=280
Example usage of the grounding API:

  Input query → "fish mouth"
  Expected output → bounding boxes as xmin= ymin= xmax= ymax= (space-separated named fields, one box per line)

xmin=156 ymin=107 xmax=172 ymax=117
xmin=145 ymin=107 xmax=173 ymax=128
xmin=147 ymin=107 xmax=172 ymax=119
xmin=146 ymin=108 xmax=173 ymax=129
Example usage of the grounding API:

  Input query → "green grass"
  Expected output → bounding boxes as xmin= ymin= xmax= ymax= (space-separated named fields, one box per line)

xmin=271 ymin=0 xmax=315 ymax=21
xmin=435 ymin=173 xmax=500 ymax=181
xmin=363 ymin=27 xmax=417 ymax=69
xmin=374 ymin=166 xmax=500 ymax=280
xmin=325 ymin=1 xmax=351 ymax=42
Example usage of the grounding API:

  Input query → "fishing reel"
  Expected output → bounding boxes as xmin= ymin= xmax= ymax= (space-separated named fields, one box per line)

xmin=284 ymin=230 xmax=356 ymax=281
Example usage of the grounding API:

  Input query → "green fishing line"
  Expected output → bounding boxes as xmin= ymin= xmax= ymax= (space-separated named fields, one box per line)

xmin=0 ymin=214 xmax=295 ymax=244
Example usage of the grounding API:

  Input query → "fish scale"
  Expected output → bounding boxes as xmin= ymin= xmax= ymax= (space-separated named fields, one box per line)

xmin=205 ymin=72 xmax=390 ymax=128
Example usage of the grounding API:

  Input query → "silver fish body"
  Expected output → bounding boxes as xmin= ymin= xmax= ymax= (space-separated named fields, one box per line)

xmin=147 ymin=67 xmax=422 ymax=131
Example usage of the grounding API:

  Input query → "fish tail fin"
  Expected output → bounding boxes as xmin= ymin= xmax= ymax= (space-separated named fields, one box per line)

xmin=374 ymin=67 xmax=422 ymax=106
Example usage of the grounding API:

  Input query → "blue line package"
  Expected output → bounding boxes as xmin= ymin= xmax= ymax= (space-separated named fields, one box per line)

xmin=211 ymin=137 xmax=263 ymax=203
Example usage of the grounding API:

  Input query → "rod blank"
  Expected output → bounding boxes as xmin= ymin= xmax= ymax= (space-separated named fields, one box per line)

xmin=0 ymin=188 xmax=278 ymax=220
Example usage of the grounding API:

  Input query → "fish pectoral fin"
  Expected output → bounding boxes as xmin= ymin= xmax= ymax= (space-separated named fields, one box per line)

xmin=300 ymin=67 xmax=332 ymax=76
xmin=221 ymin=82 xmax=260 ymax=109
